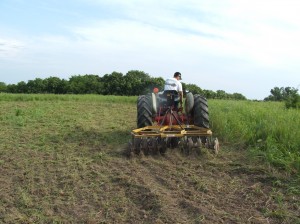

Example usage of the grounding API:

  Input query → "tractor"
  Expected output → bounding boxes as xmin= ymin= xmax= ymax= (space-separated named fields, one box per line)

xmin=129 ymin=89 xmax=219 ymax=155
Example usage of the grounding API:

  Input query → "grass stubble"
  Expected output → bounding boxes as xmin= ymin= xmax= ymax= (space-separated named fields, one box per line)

xmin=0 ymin=94 xmax=299 ymax=223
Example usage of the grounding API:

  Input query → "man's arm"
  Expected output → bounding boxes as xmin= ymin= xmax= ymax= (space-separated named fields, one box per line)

xmin=178 ymin=82 xmax=183 ymax=106
xmin=179 ymin=91 xmax=183 ymax=106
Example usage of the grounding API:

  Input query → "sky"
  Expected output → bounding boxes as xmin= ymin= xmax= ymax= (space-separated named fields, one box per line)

xmin=0 ymin=0 xmax=300 ymax=100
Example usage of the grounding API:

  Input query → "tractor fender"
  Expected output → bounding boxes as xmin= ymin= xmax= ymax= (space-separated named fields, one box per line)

xmin=185 ymin=92 xmax=194 ymax=114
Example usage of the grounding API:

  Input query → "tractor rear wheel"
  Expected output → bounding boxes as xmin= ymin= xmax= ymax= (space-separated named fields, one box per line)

xmin=137 ymin=94 xmax=153 ymax=128
xmin=193 ymin=94 xmax=209 ymax=128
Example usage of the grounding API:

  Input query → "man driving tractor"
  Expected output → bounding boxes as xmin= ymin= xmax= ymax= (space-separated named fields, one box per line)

xmin=163 ymin=72 xmax=183 ymax=109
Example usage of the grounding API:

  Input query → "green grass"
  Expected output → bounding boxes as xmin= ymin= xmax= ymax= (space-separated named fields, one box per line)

xmin=0 ymin=93 xmax=137 ymax=103
xmin=0 ymin=94 xmax=299 ymax=223
xmin=0 ymin=95 xmax=137 ymax=223
xmin=209 ymin=100 xmax=300 ymax=174
xmin=1 ymin=94 xmax=300 ymax=174
xmin=1 ymin=94 xmax=299 ymax=174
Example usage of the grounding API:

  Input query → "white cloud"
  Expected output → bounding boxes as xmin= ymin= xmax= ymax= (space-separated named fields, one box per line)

xmin=0 ymin=38 xmax=24 ymax=59
xmin=80 ymin=0 xmax=300 ymax=69
xmin=1 ymin=0 xmax=300 ymax=99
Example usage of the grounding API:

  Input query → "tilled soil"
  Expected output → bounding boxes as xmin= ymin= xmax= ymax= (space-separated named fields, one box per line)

xmin=0 ymin=144 xmax=299 ymax=223
xmin=0 ymin=100 xmax=299 ymax=223
xmin=109 ymin=148 xmax=299 ymax=224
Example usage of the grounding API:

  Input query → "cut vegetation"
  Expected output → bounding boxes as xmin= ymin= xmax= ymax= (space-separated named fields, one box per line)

xmin=0 ymin=94 xmax=299 ymax=223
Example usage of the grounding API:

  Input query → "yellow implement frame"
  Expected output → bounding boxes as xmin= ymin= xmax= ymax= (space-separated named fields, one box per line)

xmin=131 ymin=125 xmax=212 ymax=139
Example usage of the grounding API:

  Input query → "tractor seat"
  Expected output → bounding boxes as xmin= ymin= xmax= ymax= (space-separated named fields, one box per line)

xmin=162 ymin=90 xmax=179 ymax=107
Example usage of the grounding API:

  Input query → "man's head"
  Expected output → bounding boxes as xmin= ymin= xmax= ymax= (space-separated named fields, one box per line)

xmin=174 ymin=72 xmax=182 ymax=80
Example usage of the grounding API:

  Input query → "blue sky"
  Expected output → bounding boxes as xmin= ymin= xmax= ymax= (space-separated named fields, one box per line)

xmin=1 ymin=0 xmax=300 ymax=99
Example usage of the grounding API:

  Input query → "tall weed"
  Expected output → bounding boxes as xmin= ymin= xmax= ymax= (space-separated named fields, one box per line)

xmin=209 ymin=100 xmax=300 ymax=174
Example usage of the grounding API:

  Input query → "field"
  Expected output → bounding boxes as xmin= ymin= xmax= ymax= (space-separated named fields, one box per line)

xmin=0 ymin=94 xmax=299 ymax=223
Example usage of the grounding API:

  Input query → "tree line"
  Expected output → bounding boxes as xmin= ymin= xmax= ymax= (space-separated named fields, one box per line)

xmin=0 ymin=70 xmax=247 ymax=100
xmin=264 ymin=86 xmax=300 ymax=109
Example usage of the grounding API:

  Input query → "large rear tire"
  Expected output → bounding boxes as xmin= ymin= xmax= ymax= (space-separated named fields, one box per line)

xmin=137 ymin=95 xmax=153 ymax=128
xmin=193 ymin=94 xmax=209 ymax=128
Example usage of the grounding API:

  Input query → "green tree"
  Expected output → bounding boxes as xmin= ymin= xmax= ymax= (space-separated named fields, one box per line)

xmin=230 ymin=93 xmax=247 ymax=100
xmin=16 ymin=81 xmax=28 ymax=93
xmin=44 ymin=77 xmax=68 ymax=94
xmin=69 ymin=75 xmax=102 ymax=94
xmin=27 ymin=78 xmax=46 ymax=93
xmin=264 ymin=86 xmax=299 ymax=101
xmin=6 ymin=84 xmax=18 ymax=93
xmin=102 ymin=72 xmax=126 ymax=95
xmin=285 ymin=90 xmax=300 ymax=109
xmin=216 ymin=90 xmax=227 ymax=99
xmin=203 ymin=89 xmax=217 ymax=99
xmin=267 ymin=87 xmax=284 ymax=101
xmin=282 ymin=87 xmax=298 ymax=100
xmin=138 ymin=76 xmax=165 ymax=95
xmin=124 ymin=70 xmax=152 ymax=95
xmin=185 ymin=84 xmax=204 ymax=95
xmin=0 ymin=82 xmax=7 ymax=92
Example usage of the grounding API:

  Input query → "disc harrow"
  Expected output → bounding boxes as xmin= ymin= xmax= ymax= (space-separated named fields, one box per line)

xmin=128 ymin=125 xmax=219 ymax=156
